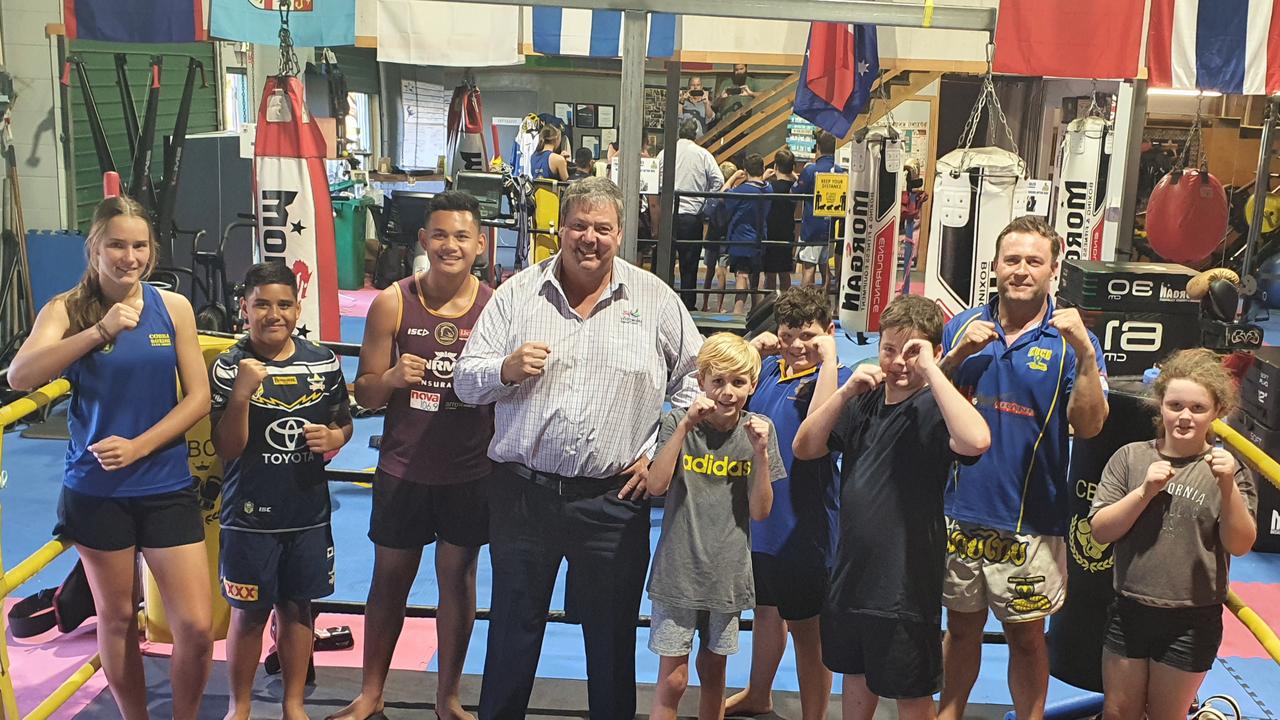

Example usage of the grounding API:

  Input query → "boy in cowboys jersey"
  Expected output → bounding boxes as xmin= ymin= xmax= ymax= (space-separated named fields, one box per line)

xmin=211 ymin=261 xmax=352 ymax=720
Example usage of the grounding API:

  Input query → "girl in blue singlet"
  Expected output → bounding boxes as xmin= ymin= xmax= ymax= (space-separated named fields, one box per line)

xmin=530 ymin=125 xmax=570 ymax=181
xmin=9 ymin=196 xmax=214 ymax=720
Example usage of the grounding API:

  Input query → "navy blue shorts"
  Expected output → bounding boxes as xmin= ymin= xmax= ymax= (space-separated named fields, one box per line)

xmin=219 ymin=525 xmax=334 ymax=609
xmin=752 ymin=551 xmax=828 ymax=620
xmin=821 ymin=609 xmax=942 ymax=699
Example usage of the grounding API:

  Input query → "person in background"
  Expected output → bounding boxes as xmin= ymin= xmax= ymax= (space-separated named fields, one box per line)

xmin=570 ymin=147 xmax=595 ymax=181
xmin=794 ymin=131 xmax=842 ymax=291
xmin=530 ymin=125 xmax=569 ymax=182
xmin=680 ymin=76 xmax=716 ymax=136
xmin=1090 ymin=349 xmax=1255 ymax=720
xmin=725 ymin=153 xmax=772 ymax=316
xmin=899 ymin=159 xmax=928 ymax=295
xmin=763 ymin=149 xmax=799 ymax=294
xmin=657 ymin=118 xmax=725 ymax=311
xmin=211 ymin=262 xmax=352 ymax=720
xmin=9 ymin=195 xmax=213 ymax=720
xmin=716 ymin=63 xmax=758 ymax=116
xmin=700 ymin=161 xmax=737 ymax=314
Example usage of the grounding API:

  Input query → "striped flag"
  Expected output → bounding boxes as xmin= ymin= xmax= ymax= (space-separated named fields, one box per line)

xmin=532 ymin=9 xmax=677 ymax=58
xmin=1148 ymin=0 xmax=1280 ymax=95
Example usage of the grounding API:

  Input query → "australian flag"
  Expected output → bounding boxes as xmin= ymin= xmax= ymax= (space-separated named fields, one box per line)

xmin=793 ymin=22 xmax=879 ymax=139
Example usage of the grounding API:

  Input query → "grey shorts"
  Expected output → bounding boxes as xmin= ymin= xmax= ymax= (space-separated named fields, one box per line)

xmin=648 ymin=598 xmax=740 ymax=656
xmin=797 ymin=243 xmax=830 ymax=266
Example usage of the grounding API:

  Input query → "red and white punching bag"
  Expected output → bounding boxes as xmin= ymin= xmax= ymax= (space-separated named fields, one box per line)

xmin=253 ymin=75 xmax=340 ymax=342
xmin=839 ymin=130 xmax=902 ymax=334
xmin=447 ymin=84 xmax=488 ymax=177
xmin=1145 ymin=169 xmax=1228 ymax=264
xmin=1054 ymin=116 xmax=1113 ymax=262
xmin=923 ymin=147 xmax=1025 ymax=317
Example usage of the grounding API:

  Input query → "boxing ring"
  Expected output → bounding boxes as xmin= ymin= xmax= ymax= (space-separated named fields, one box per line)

xmin=1 ymin=378 xmax=1278 ymax=718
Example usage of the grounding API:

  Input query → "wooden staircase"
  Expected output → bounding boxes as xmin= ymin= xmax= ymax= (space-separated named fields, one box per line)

xmin=695 ymin=65 xmax=944 ymax=166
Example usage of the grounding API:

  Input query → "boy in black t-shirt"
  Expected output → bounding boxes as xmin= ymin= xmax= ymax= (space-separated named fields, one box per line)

xmin=793 ymin=295 xmax=989 ymax=720
xmin=211 ymin=262 xmax=353 ymax=720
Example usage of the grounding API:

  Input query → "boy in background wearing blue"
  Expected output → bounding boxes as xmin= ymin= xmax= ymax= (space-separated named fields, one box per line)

xmin=211 ymin=262 xmax=353 ymax=720
xmin=794 ymin=295 xmax=990 ymax=720
xmin=647 ymin=332 xmax=786 ymax=720
xmin=726 ymin=286 xmax=851 ymax=720
xmin=725 ymin=153 xmax=772 ymax=316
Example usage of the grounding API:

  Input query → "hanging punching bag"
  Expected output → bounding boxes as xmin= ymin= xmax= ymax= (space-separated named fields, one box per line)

xmin=253 ymin=75 xmax=341 ymax=342
xmin=447 ymin=84 xmax=488 ymax=178
xmin=1054 ymin=116 xmax=1113 ymax=263
xmin=1145 ymin=169 xmax=1228 ymax=264
xmin=923 ymin=147 xmax=1025 ymax=317
xmin=839 ymin=130 xmax=902 ymax=334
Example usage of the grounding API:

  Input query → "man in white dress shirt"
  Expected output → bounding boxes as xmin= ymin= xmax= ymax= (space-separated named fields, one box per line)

xmin=455 ymin=176 xmax=703 ymax=720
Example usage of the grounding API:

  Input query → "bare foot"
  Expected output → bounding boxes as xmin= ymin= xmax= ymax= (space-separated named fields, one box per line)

xmin=224 ymin=708 xmax=251 ymax=720
xmin=724 ymin=687 xmax=773 ymax=717
xmin=284 ymin=701 xmax=312 ymax=720
xmin=434 ymin=696 xmax=476 ymax=720
xmin=326 ymin=693 xmax=385 ymax=720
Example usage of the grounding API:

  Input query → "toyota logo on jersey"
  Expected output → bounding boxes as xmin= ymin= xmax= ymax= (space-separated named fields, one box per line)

xmin=266 ymin=417 xmax=308 ymax=452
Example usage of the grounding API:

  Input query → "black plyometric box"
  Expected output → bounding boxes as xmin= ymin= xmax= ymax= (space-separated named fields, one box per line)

xmin=1245 ymin=347 xmax=1280 ymax=390
xmin=1226 ymin=413 xmax=1280 ymax=553
xmin=1242 ymin=376 xmax=1280 ymax=429
xmin=1058 ymin=260 xmax=1199 ymax=313
xmin=1067 ymin=305 xmax=1201 ymax=377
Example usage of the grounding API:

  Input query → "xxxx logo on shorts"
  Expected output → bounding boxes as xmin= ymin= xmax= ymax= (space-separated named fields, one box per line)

xmin=223 ymin=579 xmax=260 ymax=602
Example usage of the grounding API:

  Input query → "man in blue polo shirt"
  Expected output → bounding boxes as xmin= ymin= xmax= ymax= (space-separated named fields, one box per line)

xmin=936 ymin=216 xmax=1109 ymax=720
xmin=793 ymin=131 xmax=842 ymax=290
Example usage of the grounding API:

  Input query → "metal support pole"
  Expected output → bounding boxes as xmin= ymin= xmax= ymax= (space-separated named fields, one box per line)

xmin=1113 ymin=80 xmax=1148 ymax=258
xmin=618 ymin=10 xmax=647 ymax=262
xmin=1244 ymin=98 xmax=1277 ymax=285
xmin=655 ymin=59 xmax=681 ymax=284
xmin=115 ymin=54 xmax=141 ymax=162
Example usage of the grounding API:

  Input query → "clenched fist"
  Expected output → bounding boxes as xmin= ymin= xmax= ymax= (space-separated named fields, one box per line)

xmin=1049 ymin=308 xmax=1092 ymax=356
xmin=90 ymin=435 xmax=143 ymax=471
xmin=304 ymin=423 xmax=345 ymax=454
xmin=841 ymin=364 xmax=885 ymax=397
xmin=682 ymin=395 xmax=717 ymax=428
xmin=501 ymin=342 xmax=551 ymax=385
xmin=949 ymin=320 xmax=999 ymax=362
xmin=386 ymin=352 xmax=427 ymax=388
xmin=1143 ymin=460 xmax=1175 ymax=497
xmin=746 ymin=415 xmax=771 ymax=454
xmin=232 ymin=358 xmax=269 ymax=401
xmin=1205 ymin=448 xmax=1237 ymax=483
xmin=100 ymin=303 xmax=140 ymax=339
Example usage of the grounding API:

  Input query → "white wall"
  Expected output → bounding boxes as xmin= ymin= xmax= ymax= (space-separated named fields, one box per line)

xmin=2 ymin=0 xmax=67 ymax=230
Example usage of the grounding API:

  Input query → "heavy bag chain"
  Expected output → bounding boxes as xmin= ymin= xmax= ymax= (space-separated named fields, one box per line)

xmin=276 ymin=0 xmax=301 ymax=77
xmin=1175 ymin=95 xmax=1207 ymax=172
xmin=957 ymin=43 xmax=1020 ymax=159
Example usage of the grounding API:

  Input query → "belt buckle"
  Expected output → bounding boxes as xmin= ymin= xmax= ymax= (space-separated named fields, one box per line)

xmin=557 ymin=478 xmax=564 ymax=496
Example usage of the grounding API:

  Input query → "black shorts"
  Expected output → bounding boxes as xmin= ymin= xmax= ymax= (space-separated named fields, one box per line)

xmin=1103 ymin=595 xmax=1222 ymax=673
xmin=729 ymin=256 xmax=761 ymax=275
xmin=220 ymin=525 xmax=334 ymax=609
xmin=762 ymin=243 xmax=793 ymax=273
xmin=820 ymin=609 xmax=942 ymax=699
xmin=56 ymin=484 xmax=204 ymax=552
xmin=752 ymin=551 xmax=827 ymax=620
xmin=368 ymin=470 xmax=489 ymax=549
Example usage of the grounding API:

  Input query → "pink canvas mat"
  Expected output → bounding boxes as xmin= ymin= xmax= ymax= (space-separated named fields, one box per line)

xmin=1219 ymin=582 xmax=1280 ymax=659
xmin=140 ymin=611 xmax=440 ymax=671
xmin=3 ymin=599 xmax=109 ymax=720
xmin=339 ymin=286 xmax=380 ymax=318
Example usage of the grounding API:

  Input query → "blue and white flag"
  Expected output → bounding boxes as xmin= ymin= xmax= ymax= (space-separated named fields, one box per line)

xmin=532 ymin=8 xmax=676 ymax=58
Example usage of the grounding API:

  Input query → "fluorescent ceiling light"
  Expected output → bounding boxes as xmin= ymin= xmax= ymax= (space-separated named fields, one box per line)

xmin=1148 ymin=88 xmax=1223 ymax=97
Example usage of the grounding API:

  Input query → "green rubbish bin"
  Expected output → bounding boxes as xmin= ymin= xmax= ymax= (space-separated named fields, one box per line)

xmin=333 ymin=196 xmax=373 ymax=290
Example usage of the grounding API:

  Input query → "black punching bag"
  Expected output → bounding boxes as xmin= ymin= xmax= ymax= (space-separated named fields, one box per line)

xmin=1048 ymin=379 xmax=1155 ymax=691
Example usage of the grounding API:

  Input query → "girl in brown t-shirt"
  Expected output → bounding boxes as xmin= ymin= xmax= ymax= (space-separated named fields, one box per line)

xmin=1090 ymin=349 xmax=1257 ymax=720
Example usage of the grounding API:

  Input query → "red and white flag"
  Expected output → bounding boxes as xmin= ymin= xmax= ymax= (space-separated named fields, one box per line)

xmin=993 ymin=0 xmax=1144 ymax=79
xmin=253 ymin=75 xmax=340 ymax=342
